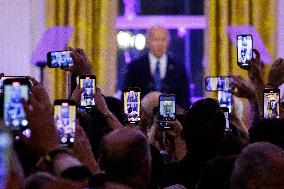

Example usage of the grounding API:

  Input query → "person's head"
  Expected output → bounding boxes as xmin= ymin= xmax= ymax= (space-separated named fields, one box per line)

xmin=146 ymin=25 xmax=169 ymax=59
xmin=231 ymin=142 xmax=284 ymax=189
xmin=196 ymin=155 xmax=237 ymax=189
xmin=183 ymin=98 xmax=225 ymax=158
xmin=249 ymin=118 xmax=284 ymax=149
xmin=99 ymin=127 xmax=152 ymax=189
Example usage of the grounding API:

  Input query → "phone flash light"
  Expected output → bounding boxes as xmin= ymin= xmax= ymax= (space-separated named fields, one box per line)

xmin=62 ymin=103 xmax=69 ymax=106
xmin=12 ymin=82 xmax=20 ymax=86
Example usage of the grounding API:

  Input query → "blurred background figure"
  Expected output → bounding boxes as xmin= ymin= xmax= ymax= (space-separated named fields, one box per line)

xmin=125 ymin=25 xmax=189 ymax=109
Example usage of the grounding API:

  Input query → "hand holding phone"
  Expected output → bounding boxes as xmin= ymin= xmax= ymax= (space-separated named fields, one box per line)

xmin=237 ymin=34 xmax=253 ymax=69
xmin=159 ymin=94 xmax=176 ymax=129
xmin=123 ymin=87 xmax=141 ymax=124
xmin=247 ymin=49 xmax=263 ymax=83
xmin=3 ymin=78 xmax=29 ymax=130
xmin=61 ymin=48 xmax=93 ymax=75
xmin=230 ymin=75 xmax=255 ymax=100
xmin=47 ymin=51 xmax=74 ymax=68
xmin=218 ymin=91 xmax=232 ymax=113
xmin=54 ymin=100 xmax=76 ymax=147
xmin=164 ymin=120 xmax=182 ymax=138
xmin=21 ymin=83 xmax=59 ymax=155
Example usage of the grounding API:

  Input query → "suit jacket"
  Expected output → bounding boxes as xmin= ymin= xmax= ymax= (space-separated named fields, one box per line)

xmin=125 ymin=54 xmax=189 ymax=109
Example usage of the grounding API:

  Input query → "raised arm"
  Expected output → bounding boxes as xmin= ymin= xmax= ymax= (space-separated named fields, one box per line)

xmin=22 ymin=81 xmax=88 ymax=177
xmin=247 ymin=49 xmax=265 ymax=117
xmin=94 ymin=88 xmax=123 ymax=129
xmin=267 ymin=58 xmax=284 ymax=87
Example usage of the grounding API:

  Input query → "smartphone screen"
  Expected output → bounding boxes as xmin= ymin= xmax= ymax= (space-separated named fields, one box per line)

xmin=54 ymin=100 xmax=76 ymax=147
xmin=79 ymin=75 xmax=96 ymax=108
xmin=237 ymin=34 xmax=253 ymax=68
xmin=123 ymin=88 xmax=141 ymax=124
xmin=159 ymin=95 xmax=176 ymax=129
xmin=263 ymin=89 xmax=280 ymax=119
xmin=218 ymin=91 xmax=232 ymax=113
xmin=205 ymin=76 xmax=233 ymax=91
xmin=3 ymin=79 xmax=29 ymax=130
xmin=47 ymin=51 xmax=74 ymax=68
xmin=220 ymin=107 xmax=230 ymax=131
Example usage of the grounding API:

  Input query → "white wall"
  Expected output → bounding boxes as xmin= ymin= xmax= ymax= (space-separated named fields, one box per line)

xmin=278 ymin=0 xmax=284 ymax=58
xmin=0 ymin=0 xmax=45 ymax=79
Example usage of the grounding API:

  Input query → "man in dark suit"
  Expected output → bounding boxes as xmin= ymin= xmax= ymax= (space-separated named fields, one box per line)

xmin=125 ymin=25 xmax=189 ymax=109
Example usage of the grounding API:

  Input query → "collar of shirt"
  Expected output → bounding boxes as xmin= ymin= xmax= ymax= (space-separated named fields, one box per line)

xmin=149 ymin=53 xmax=167 ymax=79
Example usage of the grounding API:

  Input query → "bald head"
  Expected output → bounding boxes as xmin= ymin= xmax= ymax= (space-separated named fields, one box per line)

xmin=99 ymin=127 xmax=151 ymax=186
xmin=147 ymin=25 xmax=169 ymax=59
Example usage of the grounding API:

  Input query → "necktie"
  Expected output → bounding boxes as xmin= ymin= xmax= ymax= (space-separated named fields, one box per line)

xmin=154 ymin=61 xmax=161 ymax=91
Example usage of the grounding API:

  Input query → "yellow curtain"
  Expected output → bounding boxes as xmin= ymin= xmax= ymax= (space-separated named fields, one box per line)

xmin=45 ymin=0 xmax=118 ymax=101
xmin=204 ymin=0 xmax=277 ymax=83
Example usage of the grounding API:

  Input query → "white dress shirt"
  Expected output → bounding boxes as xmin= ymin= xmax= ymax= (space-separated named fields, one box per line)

xmin=149 ymin=53 xmax=167 ymax=79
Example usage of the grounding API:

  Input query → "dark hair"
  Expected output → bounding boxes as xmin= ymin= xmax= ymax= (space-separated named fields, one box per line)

xmin=183 ymin=98 xmax=225 ymax=157
xmin=196 ymin=155 xmax=237 ymax=189
xmin=249 ymin=118 xmax=284 ymax=149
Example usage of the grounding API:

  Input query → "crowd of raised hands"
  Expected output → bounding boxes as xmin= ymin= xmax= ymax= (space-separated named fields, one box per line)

xmin=1 ymin=48 xmax=284 ymax=189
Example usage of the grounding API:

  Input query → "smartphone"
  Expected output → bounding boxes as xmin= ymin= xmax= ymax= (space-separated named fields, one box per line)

xmin=263 ymin=88 xmax=280 ymax=119
xmin=123 ymin=87 xmax=141 ymax=124
xmin=220 ymin=107 xmax=230 ymax=131
xmin=159 ymin=94 xmax=176 ymax=129
xmin=79 ymin=75 xmax=96 ymax=108
xmin=3 ymin=78 xmax=29 ymax=130
xmin=218 ymin=91 xmax=232 ymax=113
xmin=47 ymin=50 xmax=74 ymax=68
xmin=205 ymin=76 xmax=233 ymax=91
xmin=54 ymin=100 xmax=76 ymax=147
xmin=237 ymin=34 xmax=253 ymax=68
xmin=0 ymin=76 xmax=29 ymax=93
